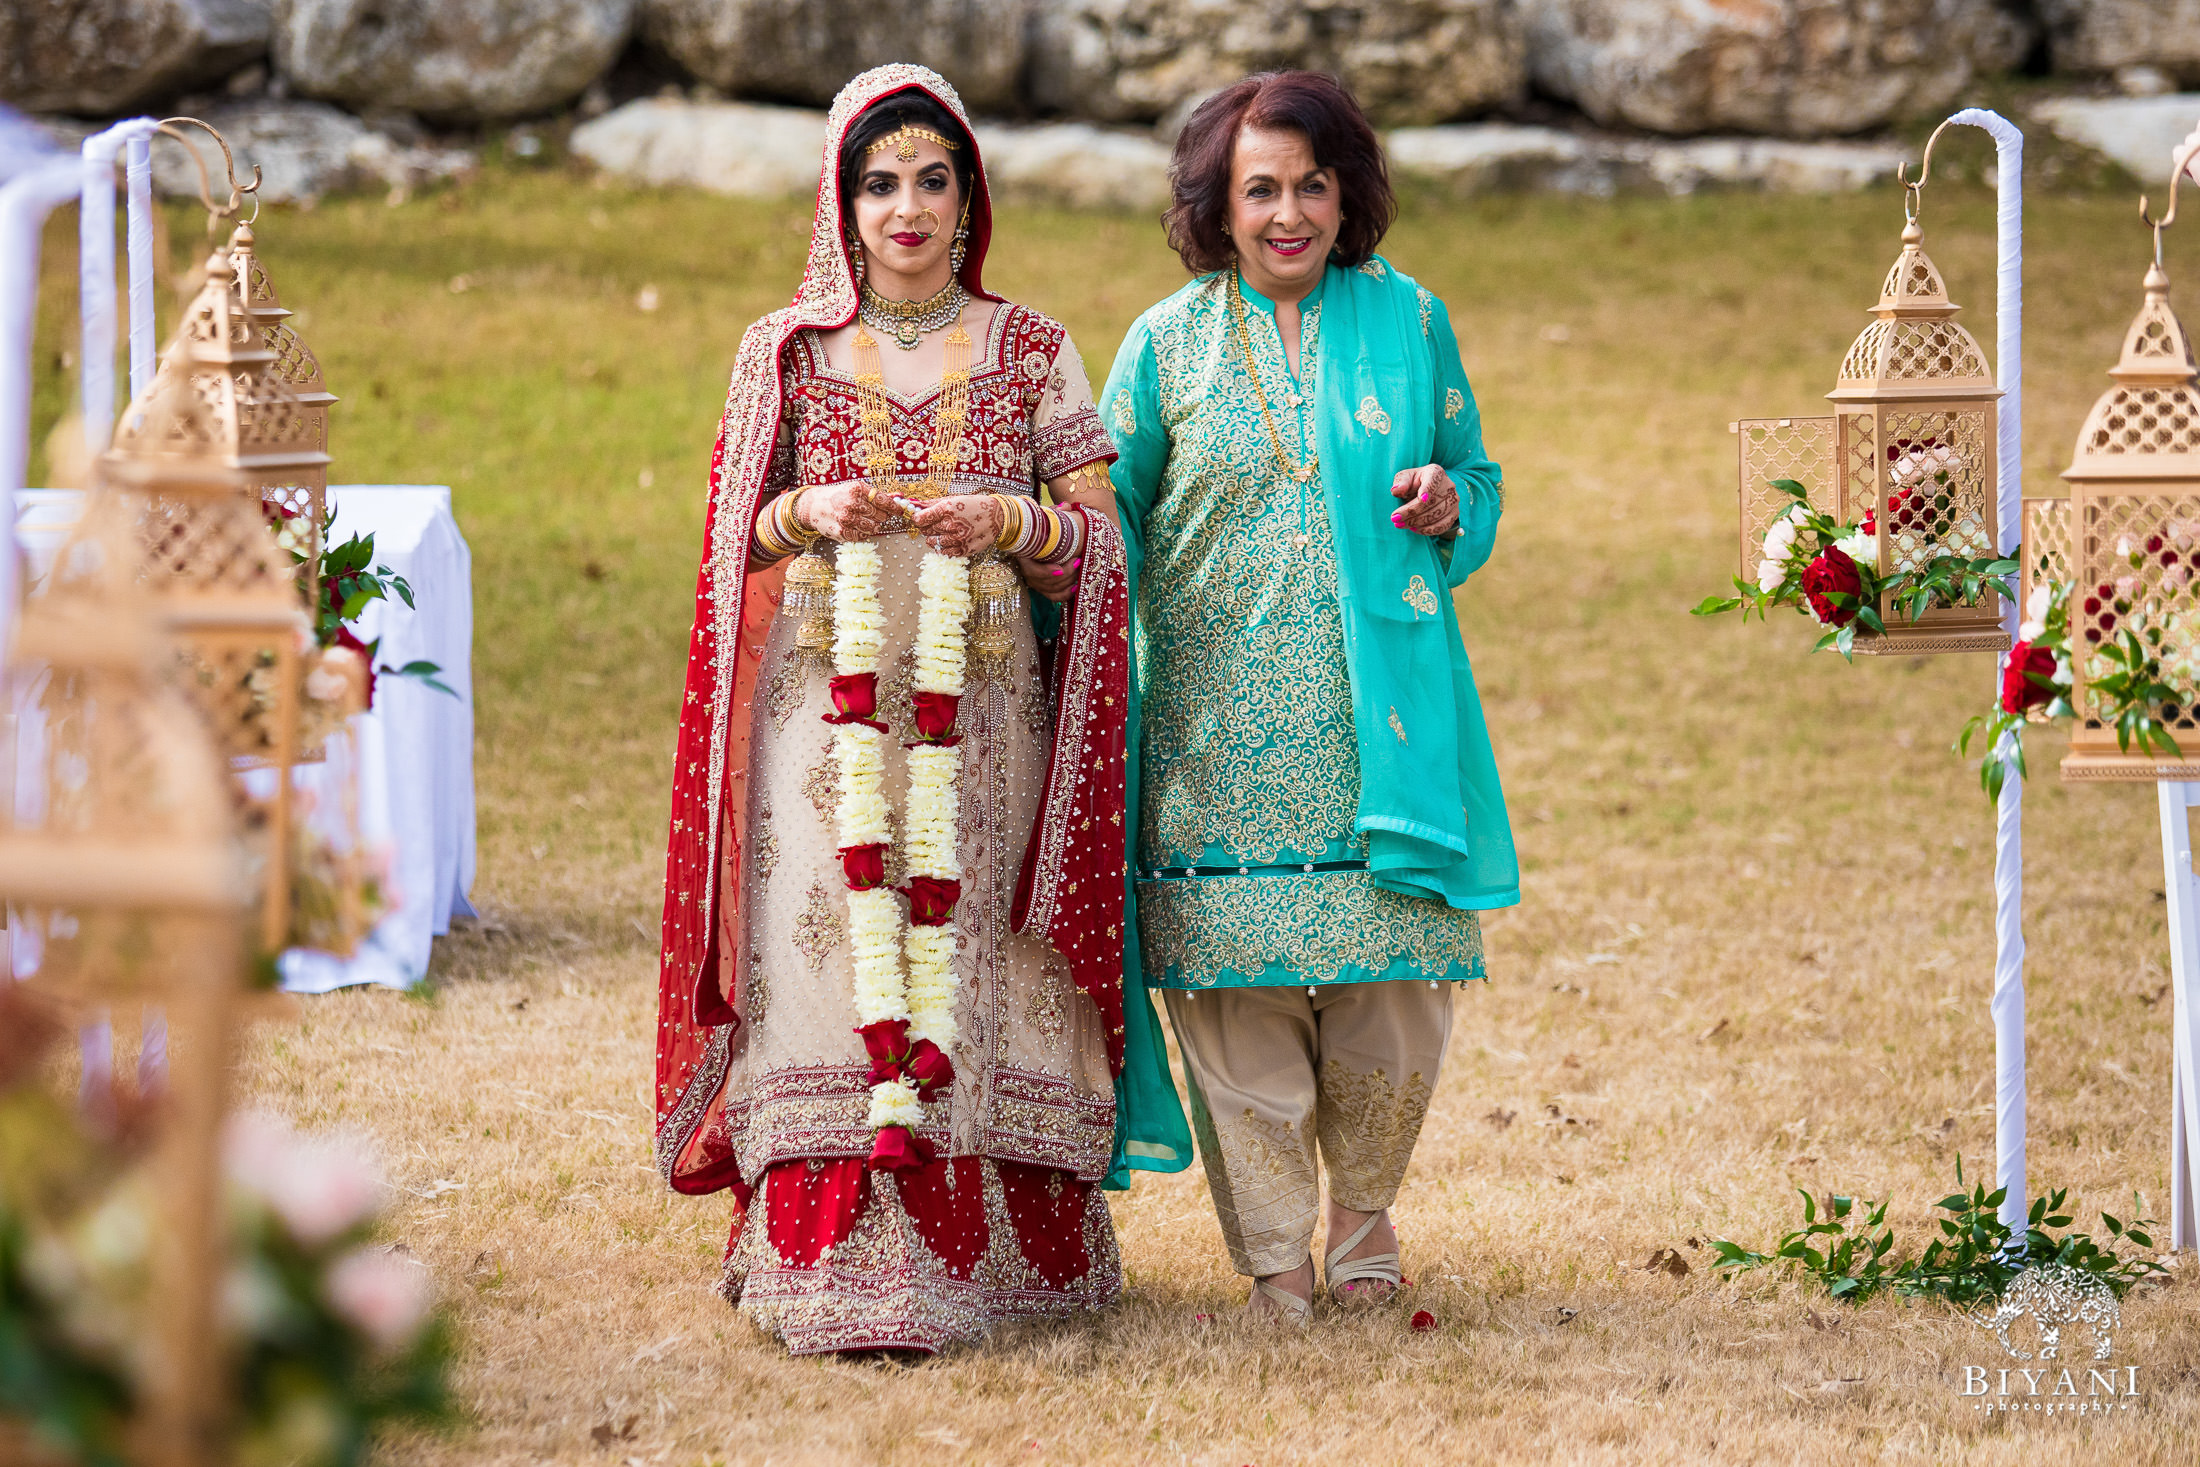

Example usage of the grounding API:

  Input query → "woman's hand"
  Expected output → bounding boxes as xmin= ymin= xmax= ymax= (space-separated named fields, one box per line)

xmin=911 ymin=493 xmax=1005 ymax=558
xmin=1019 ymin=553 xmax=1079 ymax=603
xmin=1390 ymin=465 xmax=1459 ymax=538
xmin=796 ymin=482 xmax=899 ymax=542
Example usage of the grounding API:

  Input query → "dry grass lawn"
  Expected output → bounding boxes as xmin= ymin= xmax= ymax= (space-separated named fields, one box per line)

xmin=26 ymin=151 xmax=2200 ymax=1463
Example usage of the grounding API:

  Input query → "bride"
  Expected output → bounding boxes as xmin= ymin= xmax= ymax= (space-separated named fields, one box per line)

xmin=650 ymin=63 xmax=1185 ymax=1357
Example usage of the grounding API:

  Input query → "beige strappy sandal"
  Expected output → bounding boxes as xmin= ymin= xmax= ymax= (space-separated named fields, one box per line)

xmin=1325 ymin=1212 xmax=1402 ymax=1309
xmin=1250 ymin=1277 xmax=1314 ymax=1326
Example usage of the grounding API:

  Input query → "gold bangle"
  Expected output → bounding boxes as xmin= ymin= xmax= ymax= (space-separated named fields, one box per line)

xmin=782 ymin=490 xmax=820 ymax=544
xmin=993 ymin=493 xmax=1025 ymax=554
xmin=1032 ymin=506 xmax=1063 ymax=562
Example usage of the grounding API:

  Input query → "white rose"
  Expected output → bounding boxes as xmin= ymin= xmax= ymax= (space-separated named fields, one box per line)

xmin=2017 ymin=620 xmax=2044 ymax=642
xmin=1756 ymin=559 xmax=1785 ymax=593
xmin=2026 ymin=584 xmax=2052 ymax=622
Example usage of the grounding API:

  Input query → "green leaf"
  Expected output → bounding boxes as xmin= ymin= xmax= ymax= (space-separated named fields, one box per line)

xmin=1691 ymin=595 xmax=1744 ymax=616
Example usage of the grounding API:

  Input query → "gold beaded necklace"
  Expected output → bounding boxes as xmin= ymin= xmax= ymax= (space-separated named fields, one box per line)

xmin=1227 ymin=263 xmax=1318 ymax=486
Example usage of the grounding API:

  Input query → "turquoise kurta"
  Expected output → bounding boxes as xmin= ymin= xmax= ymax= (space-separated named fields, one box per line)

xmin=1102 ymin=258 xmax=1519 ymax=991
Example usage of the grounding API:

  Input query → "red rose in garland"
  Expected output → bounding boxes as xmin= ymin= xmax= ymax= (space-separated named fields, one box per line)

xmin=1800 ymin=547 xmax=1864 ymax=627
xmin=2000 ymin=642 xmax=2057 ymax=715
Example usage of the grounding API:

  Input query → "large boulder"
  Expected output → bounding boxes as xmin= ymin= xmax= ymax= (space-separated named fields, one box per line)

xmin=1027 ymin=0 xmax=1525 ymax=127
xmin=2031 ymin=95 xmax=2200 ymax=185
xmin=2038 ymin=1 xmax=2200 ymax=88
xmin=1388 ymin=123 xmax=1905 ymax=195
xmin=1525 ymin=0 xmax=2034 ymax=138
xmin=2 ymin=0 xmax=269 ymax=116
xmin=272 ymin=0 xmax=634 ymax=123
xmin=37 ymin=99 xmax=474 ymax=201
xmin=570 ymin=98 xmax=826 ymax=196
xmin=640 ymin=0 xmax=1028 ymax=116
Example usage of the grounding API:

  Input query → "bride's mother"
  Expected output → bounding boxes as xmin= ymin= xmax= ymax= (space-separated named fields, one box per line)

xmin=1100 ymin=70 xmax=1519 ymax=1323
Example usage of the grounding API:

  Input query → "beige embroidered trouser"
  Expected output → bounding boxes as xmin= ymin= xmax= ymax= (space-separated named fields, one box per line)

xmin=1163 ymin=982 xmax=1454 ymax=1279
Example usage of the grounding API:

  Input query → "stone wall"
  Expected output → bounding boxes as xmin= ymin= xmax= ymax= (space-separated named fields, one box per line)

xmin=6 ymin=0 xmax=2197 ymax=155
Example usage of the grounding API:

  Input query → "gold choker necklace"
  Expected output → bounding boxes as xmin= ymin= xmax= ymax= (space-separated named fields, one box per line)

xmin=859 ymin=278 xmax=968 ymax=350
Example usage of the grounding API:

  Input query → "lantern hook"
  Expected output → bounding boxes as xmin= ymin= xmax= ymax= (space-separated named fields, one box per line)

xmin=1895 ymin=117 xmax=1966 ymax=225
xmin=2140 ymin=135 xmax=2200 ymax=271
xmin=155 ymin=117 xmax=262 ymax=232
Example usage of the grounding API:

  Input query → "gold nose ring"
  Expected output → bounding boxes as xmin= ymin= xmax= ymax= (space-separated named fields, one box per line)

xmin=911 ymin=207 xmax=941 ymax=238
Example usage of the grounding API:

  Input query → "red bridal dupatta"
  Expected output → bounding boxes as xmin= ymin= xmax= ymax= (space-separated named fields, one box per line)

xmin=652 ymin=65 xmax=1161 ymax=1198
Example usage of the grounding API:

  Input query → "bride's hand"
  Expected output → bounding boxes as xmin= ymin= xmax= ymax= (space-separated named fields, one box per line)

xmin=911 ymin=494 xmax=1004 ymax=558
xmin=795 ymin=483 xmax=898 ymax=542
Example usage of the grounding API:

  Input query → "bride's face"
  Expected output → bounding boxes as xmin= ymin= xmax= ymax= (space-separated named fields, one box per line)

xmin=850 ymin=136 xmax=962 ymax=296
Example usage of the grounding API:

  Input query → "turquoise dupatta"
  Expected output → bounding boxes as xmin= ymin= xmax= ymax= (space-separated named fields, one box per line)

xmin=1312 ymin=258 xmax=1519 ymax=910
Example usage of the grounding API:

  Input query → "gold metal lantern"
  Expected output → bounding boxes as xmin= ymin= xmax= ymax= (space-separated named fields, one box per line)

xmin=101 ymin=246 xmax=319 ymax=951
xmin=2059 ymin=164 xmax=2200 ymax=781
xmin=1729 ymin=168 xmax=2008 ymax=655
xmin=0 ymin=478 xmax=247 ymax=1467
xmin=224 ymin=220 xmax=337 ymax=605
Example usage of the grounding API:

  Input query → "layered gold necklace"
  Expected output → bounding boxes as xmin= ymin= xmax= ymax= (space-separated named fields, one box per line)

xmin=852 ymin=306 xmax=973 ymax=506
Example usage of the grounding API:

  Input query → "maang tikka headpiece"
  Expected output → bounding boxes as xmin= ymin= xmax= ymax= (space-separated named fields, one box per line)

xmin=866 ymin=125 xmax=961 ymax=163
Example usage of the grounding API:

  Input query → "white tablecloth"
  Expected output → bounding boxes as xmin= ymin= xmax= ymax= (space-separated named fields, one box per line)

xmin=13 ymin=485 xmax=475 ymax=991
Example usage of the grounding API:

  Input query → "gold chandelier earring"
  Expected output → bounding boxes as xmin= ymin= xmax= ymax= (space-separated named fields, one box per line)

xmin=847 ymin=229 xmax=865 ymax=282
xmin=949 ymin=199 xmax=971 ymax=274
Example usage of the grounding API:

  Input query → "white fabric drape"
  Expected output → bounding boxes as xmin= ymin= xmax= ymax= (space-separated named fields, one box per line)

xmin=12 ymin=485 xmax=477 ymax=992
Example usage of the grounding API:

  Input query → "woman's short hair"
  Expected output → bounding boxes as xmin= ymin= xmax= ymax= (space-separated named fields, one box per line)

xmin=1163 ymin=71 xmax=1397 ymax=276
xmin=838 ymin=89 xmax=978 ymax=224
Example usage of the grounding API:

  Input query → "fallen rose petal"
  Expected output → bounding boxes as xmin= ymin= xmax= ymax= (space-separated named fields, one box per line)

xmin=1411 ymin=1310 xmax=1435 ymax=1332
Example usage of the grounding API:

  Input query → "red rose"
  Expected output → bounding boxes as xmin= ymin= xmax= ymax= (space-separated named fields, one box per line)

xmin=2000 ymin=641 xmax=2057 ymax=715
xmin=867 ymin=1124 xmax=935 ymax=1173
xmin=1859 ymin=508 xmax=1876 ymax=535
xmin=904 ymin=1038 xmax=955 ymax=1101
xmin=1800 ymin=546 xmax=1863 ymax=627
xmin=1410 ymin=1310 xmax=1436 ymax=1332
xmin=857 ymin=1018 xmax=910 ymax=1075
xmin=824 ymin=673 xmax=885 ymax=729
xmin=839 ymin=843 xmax=887 ymax=890
xmin=901 ymin=875 xmax=962 ymax=926
xmin=911 ymin=690 xmax=962 ymax=741
xmin=333 ymin=624 xmax=379 ymax=709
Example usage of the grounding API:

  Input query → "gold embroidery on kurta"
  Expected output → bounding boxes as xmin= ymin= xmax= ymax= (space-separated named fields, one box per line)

xmin=1388 ymin=706 xmax=1407 ymax=743
xmin=791 ymin=879 xmax=843 ymax=972
xmin=753 ymin=797 xmax=780 ymax=885
xmin=1444 ymin=387 xmax=1464 ymax=422
xmin=1137 ymin=868 xmax=1484 ymax=988
xmin=800 ymin=745 xmax=838 ymax=818
xmin=1136 ymin=283 xmax=1355 ymax=867
xmin=1355 ymin=395 xmax=1391 ymax=435
xmin=1112 ymin=391 xmax=1136 ymax=437
xmin=1358 ymin=259 xmax=1387 ymax=279
xmin=1402 ymin=575 xmax=1438 ymax=617
xmin=763 ymin=650 xmax=804 ymax=729
xmin=1417 ymin=285 xmax=1433 ymax=338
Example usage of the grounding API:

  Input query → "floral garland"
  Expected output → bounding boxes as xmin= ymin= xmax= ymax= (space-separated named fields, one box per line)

xmin=1694 ymin=478 xmax=2014 ymax=659
xmin=824 ymin=539 xmax=970 ymax=1172
xmin=1960 ymin=535 xmax=2192 ymax=800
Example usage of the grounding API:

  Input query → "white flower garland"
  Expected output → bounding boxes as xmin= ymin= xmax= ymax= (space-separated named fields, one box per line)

xmin=829 ymin=540 xmax=970 ymax=1142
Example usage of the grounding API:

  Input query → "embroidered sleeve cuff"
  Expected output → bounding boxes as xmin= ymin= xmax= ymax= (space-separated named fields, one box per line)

xmin=1034 ymin=408 xmax=1119 ymax=483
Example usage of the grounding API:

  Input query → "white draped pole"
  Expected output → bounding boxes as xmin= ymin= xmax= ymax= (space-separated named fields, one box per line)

xmin=1944 ymin=108 xmax=2027 ymax=1232
xmin=1 ymin=157 xmax=86 ymax=659
xmin=124 ymin=130 xmax=154 ymax=397
xmin=78 ymin=119 xmax=160 ymax=453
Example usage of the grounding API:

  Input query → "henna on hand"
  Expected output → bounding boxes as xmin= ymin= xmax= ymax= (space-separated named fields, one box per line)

xmin=912 ymin=493 xmax=1003 ymax=558
xmin=1390 ymin=465 xmax=1460 ymax=538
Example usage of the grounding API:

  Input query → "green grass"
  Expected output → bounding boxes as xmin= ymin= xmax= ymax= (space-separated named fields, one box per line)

xmin=26 ymin=162 xmax=2200 ymax=1462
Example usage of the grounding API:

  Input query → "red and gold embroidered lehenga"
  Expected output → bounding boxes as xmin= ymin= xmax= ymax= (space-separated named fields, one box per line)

xmin=651 ymin=64 xmax=1133 ymax=1356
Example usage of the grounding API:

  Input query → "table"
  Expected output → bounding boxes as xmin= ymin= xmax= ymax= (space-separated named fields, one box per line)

xmin=13 ymin=485 xmax=475 ymax=991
